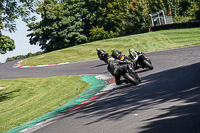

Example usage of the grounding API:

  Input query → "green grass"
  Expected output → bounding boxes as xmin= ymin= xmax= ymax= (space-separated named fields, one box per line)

xmin=21 ymin=27 xmax=200 ymax=66
xmin=0 ymin=76 xmax=89 ymax=133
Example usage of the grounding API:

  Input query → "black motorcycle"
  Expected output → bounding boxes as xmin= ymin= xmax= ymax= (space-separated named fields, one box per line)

xmin=129 ymin=51 xmax=153 ymax=70
xmin=111 ymin=49 xmax=153 ymax=70
xmin=96 ymin=48 xmax=109 ymax=64
xmin=118 ymin=62 xmax=141 ymax=85
xmin=96 ymin=48 xmax=141 ymax=85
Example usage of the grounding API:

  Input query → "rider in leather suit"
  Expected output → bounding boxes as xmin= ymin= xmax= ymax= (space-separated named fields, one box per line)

xmin=111 ymin=48 xmax=141 ymax=70
xmin=107 ymin=57 xmax=130 ymax=85
xmin=97 ymin=48 xmax=131 ymax=85
xmin=97 ymin=48 xmax=142 ymax=85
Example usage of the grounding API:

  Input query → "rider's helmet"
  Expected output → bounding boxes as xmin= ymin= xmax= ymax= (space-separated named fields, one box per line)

xmin=111 ymin=48 xmax=115 ymax=53
xmin=96 ymin=48 xmax=100 ymax=51
xmin=129 ymin=48 xmax=137 ymax=59
xmin=129 ymin=48 xmax=134 ymax=53
xmin=96 ymin=48 xmax=101 ymax=53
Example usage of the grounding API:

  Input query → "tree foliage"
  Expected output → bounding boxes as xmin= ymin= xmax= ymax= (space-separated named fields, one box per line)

xmin=27 ymin=0 xmax=88 ymax=52
xmin=0 ymin=0 xmax=38 ymax=54
xmin=27 ymin=0 xmax=200 ymax=52
xmin=0 ymin=21 xmax=15 ymax=54
xmin=146 ymin=0 xmax=199 ymax=23
xmin=0 ymin=35 xmax=15 ymax=54
xmin=89 ymin=0 xmax=133 ymax=40
xmin=0 ymin=0 xmax=37 ymax=32
xmin=89 ymin=0 xmax=200 ymax=40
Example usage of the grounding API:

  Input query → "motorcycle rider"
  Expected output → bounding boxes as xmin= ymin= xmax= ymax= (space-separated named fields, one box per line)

xmin=107 ymin=56 xmax=131 ymax=85
xmin=97 ymin=48 xmax=139 ymax=85
xmin=111 ymin=48 xmax=141 ymax=69
xmin=128 ymin=48 xmax=142 ymax=69
xmin=96 ymin=48 xmax=109 ymax=63
xmin=111 ymin=48 xmax=122 ymax=59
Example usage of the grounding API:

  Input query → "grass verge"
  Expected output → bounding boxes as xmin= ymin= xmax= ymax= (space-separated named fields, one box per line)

xmin=0 ymin=76 xmax=89 ymax=133
xmin=21 ymin=27 xmax=200 ymax=66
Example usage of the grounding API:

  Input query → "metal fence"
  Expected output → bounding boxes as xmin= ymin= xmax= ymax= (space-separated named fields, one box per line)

xmin=166 ymin=16 xmax=174 ymax=24
xmin=149 ymin=10 xmax=174 ymax=27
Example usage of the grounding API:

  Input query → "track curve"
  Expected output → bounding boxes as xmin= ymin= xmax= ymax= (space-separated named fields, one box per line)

xmin=1 ymin=45 xmax=200 ymax=133
xmin=0 ymin=46 xmax=200 ymax=79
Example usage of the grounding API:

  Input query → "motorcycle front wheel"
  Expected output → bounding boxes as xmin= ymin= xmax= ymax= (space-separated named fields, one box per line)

xmin=143 ymin=59 xmax=153 ymax=70
xmin=123 ymin=72 xmax=140 ymax=85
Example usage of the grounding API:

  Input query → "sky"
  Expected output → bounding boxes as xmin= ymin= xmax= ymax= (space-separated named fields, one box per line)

xmin=0 ymin=18 xmax=42 ymax=63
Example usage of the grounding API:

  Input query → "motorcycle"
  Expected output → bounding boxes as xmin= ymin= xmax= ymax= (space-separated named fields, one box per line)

xmin=129 ymin=51 xmax=154 ymax=70
xmin=96 ymin=48 xmax=141 ymax=85
xmin=96 ymin=48 xmax=109 ymax=64
xmin=111 ymin=50 xmax=153 ymax=70
xmin=117 ymin=62 xmax=141 ymax=85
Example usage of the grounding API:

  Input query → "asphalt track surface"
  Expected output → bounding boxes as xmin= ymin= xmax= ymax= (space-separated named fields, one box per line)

xmin=1 ymin=46 xmax=200 ymax=133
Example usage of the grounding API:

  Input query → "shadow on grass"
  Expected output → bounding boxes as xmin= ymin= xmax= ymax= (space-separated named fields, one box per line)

xmin=60 ymin=62 xmax=200 ymax=133
xmin=0 ymin=89 xmax=21 ymax=102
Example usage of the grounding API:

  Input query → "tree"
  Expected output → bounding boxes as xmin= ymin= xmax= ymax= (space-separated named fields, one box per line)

xmin=0 ymin=34 xmax=15 ymax=54
xmin=195 ymin=1 xmax=200 ymax=20
xmin=89 ymin=0 xmax=135 ymax=41
xmin=27 ymin=0 xmax=87 ymax=52
xmin=0 ymin=0 xmax=37 ymax=32
xmin=88 ymin=0 xmax=152 ymax=41
xmin=27 ymin=0 xmax=200 ymax=51
xmin=0 ymin=22 xmax=15 ymax=54
xmin=0 ymin=0 xmax=38 ymax=54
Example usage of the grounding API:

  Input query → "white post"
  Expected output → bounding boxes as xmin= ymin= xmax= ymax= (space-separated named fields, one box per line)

xmin=161 ymin=10 xmax=167 ymax=24
xmin=158 ymin=13 xmax=161 ymax=25
xmin=149 ymin=14 xmax=154 ymax=27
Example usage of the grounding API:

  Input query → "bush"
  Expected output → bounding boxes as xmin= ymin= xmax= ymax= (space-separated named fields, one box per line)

xmin=89 ymin=26 xmax=119 ymax=41
xmin=6 ymin=51 xmax=44 ymax=62
xmin=174 ymin=2 xmax=200 ymax=23
xmin=173 ymin=16 xmax=193 ymax=23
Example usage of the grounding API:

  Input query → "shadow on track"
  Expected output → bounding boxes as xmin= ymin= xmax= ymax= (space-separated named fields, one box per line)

xmin=136 ymin=69 xmax=150 ymax=73
xmin=91 ymin=63 xmax=107 ymax=68
xmin=60 ymin=62 xmax=200 ymax=133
